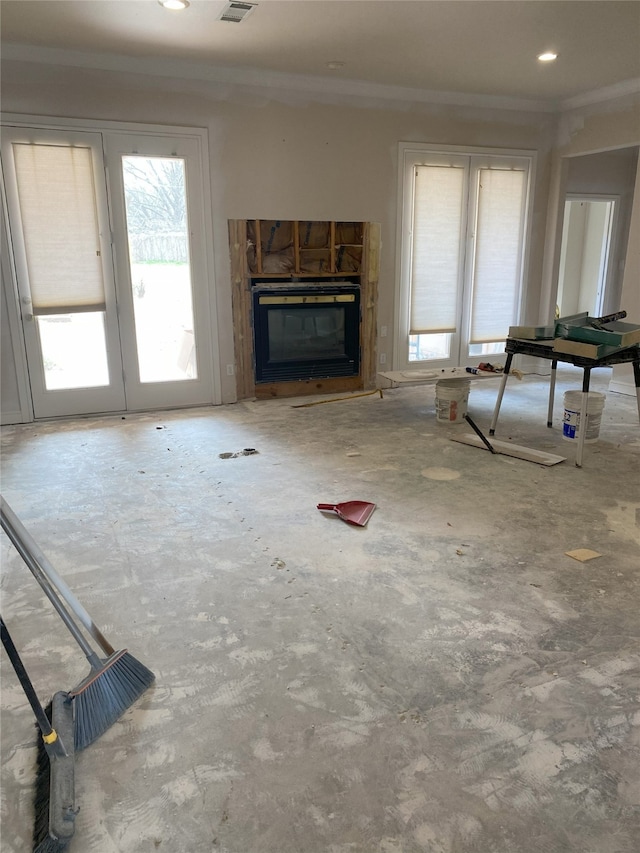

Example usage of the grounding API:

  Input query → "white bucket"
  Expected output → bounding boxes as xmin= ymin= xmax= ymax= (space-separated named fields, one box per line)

xmin=562 ymin=390 xmax=605 ymax=443
xmin=435 ymin=379 xmax=470 ymax=424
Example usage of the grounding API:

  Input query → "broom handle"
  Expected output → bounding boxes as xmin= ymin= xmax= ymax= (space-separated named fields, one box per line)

xmin=0 ymin=506 xmax=103 ymax=666
xmin=1 ymin=616 xmax=66 ymax=756
xmin=0 ymin=497 xmax=114 ymax=655
xmin=463 ymin=413 xmax=497 ymax=453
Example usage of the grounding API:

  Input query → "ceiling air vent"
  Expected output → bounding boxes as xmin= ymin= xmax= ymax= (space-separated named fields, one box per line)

xmin=219 ymin=2 xmax=257 ymax=23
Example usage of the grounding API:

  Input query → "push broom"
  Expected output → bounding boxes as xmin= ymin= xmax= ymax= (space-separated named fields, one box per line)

xmin=0 ymin=497 xmax=155 ymax=751
xmin=1 ymin=616 xmax=76 ymax=853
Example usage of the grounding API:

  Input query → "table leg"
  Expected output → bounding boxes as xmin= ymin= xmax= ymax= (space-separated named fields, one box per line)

xmin=633 ymin=358 xmax=640 ymax=422
xmin=547 ymin=359 xmax=558 ymax=427
xmin=575 ymin=367 xmax=591 ymax=468
xmin=489 ymin=353 xmax=513 ymax=436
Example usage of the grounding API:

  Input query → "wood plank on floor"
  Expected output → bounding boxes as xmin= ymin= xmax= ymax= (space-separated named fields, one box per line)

xmin=451 ymin=433 xmax=566 ymax=465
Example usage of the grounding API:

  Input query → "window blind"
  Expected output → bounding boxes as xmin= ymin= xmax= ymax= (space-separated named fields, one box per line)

xmin=12 ymin=143 xmax=106 ymax=314
xmin=410 ymin=165 xmax=464 ymax=334
xmin=470 ymin=168 xmax=526 ymax=343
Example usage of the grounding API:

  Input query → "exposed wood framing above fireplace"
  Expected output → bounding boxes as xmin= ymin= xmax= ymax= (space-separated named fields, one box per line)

xmin=228 ymin=220 xmax=380 ymax=400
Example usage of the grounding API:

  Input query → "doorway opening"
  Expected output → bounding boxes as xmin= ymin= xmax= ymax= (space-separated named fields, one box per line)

xmin=556 ymin=196 xmax=617 ymax=319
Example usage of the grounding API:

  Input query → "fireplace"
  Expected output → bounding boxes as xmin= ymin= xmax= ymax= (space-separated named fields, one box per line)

xmin=252 ymin=284 xmax=360 ymax=383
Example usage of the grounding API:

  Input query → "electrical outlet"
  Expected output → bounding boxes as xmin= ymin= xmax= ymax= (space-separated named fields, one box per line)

xmin=379 ymin=352 xmax=387 ymax=364
xmin=226 ymin=364 xmax=235 ymax=376
xmin=380 ymin=325 xmax=387 ymax=337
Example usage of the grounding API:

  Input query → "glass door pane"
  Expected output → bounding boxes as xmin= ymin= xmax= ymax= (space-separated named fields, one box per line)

xmin=104 ymin=132 xmax=215 ymax=411
xmin=37 ymin=313 xmax=110 ymax=390
xmin=409 ymin=333 xmax=451 ymax=362
xmin=469 ymin=167 xmax=527 ymax=344
xmin=121 ymin=156 xmax=197 ymax=384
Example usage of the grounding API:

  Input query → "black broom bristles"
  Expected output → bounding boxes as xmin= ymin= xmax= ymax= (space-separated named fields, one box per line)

xmin=70 ymin=649 xmax=155 ymax=752
xmin=33 ymin=693 xmax=76 ymax=853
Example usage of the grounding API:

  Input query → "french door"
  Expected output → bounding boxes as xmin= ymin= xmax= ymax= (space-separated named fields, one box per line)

xmin=2 ymin=126 xmax=214 ymax=419
xmin=396 ymin=144 xmax=533 ymax=370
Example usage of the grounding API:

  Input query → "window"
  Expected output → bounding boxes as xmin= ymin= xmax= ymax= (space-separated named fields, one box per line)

xmin=396 ymin=144 xmax=533 ymax=369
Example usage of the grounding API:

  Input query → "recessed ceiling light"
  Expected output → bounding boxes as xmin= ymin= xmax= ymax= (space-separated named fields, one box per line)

xmin=159 ymin=0 xmax=190 ymax=10
xmin=537 ymin=52 xmax=558 ymax=62
xmin=326 ymin=61 xmax=346 ymax=70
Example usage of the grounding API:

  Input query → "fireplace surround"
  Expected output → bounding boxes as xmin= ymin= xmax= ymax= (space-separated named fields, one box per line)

xmin=228 ymin=220 xmax=379 ymax=399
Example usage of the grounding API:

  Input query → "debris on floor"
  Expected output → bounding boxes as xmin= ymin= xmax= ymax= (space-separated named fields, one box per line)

xmin=219 ymin=448 xmax=259 ymax=459
xmin=291 ymin=389 xmax=383 ymax=408
xmin=451 ymin=433 xmax=566 ymax=465
xmin=565 ymin=548 xmax=603 ymax=562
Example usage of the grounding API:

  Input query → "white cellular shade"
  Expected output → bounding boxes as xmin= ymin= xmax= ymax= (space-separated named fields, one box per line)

xmin=470 ymin=168 xmax=526 ymax=343
xmin=410 ymin=165 xmax=464 ymax=334
xmin=12 ymin=143 xmax=106 ymax=314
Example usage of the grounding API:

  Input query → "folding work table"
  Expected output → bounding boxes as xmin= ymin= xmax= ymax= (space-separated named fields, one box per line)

xmin=489 ymin=337 xmax=640 ymax=467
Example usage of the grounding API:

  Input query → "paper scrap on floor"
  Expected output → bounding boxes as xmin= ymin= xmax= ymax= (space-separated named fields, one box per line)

xmin=565 ymin=548 xmax=602 ymax=562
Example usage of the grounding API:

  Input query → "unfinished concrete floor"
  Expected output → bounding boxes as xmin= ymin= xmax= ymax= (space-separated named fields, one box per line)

xmin=1 ymin=368 xmax=639 ymax=853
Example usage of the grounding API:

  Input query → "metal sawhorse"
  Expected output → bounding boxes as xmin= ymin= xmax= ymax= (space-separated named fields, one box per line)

xmin=489 ymin=338 xmax=640 ymax=467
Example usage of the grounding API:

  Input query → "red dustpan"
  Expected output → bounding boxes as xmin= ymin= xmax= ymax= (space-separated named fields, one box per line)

xmin=317 ymin=500 xmax=376 ymax=527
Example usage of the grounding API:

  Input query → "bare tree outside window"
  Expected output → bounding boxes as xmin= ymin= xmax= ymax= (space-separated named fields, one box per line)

xmin=122 ymin=155 xmax=197 ymax=382
xmin=123 ymin=157 xmax=189 ymax=265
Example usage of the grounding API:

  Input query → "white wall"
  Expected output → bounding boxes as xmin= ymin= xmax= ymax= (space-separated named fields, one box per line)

xmin=539 ymin=98 xmax=640 ymax=321
xmin=1 ymin=208 xmax=31 ymax=425
xmin=564 ymin=147 xmax=638 ymax=314
xmin=538 ymin=97 xmax=640 ymax=396
xmin=611 ymin=162 xmax=640 ymax=395
xmin=0 ymin=57 xmax=557 ymax=415
xmin=1 ymin=57 xmax=638 ymax=418
xmin=1 ymin=269 xmax=24 ymax=424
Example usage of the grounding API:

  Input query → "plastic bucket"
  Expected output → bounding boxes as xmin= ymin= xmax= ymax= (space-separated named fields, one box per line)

xmin=562 ymin=390 xmax=605 ymax=443
xmin=435 ymin=379 xmax=470 ymax=424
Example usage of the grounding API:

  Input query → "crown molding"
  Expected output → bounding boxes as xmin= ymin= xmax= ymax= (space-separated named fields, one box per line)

xmin=561 ymin=77 xmax=640 ymax=111
xmin=0 ymin=43 xmax=558 ymax=114
xmin=5 ymin=43 xmax=638 ymax=115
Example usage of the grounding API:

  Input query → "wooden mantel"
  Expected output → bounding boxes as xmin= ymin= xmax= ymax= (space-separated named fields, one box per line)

xmin=228 ymin=220 xmax=380 ymax=400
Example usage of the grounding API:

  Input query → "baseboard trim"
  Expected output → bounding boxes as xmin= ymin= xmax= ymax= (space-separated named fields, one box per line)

xmin=0 ymin=409 xmax=30 ymax=425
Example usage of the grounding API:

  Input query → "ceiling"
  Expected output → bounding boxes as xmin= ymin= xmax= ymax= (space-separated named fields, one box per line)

xmin=2 ymin=1 xmax=640 ymax=111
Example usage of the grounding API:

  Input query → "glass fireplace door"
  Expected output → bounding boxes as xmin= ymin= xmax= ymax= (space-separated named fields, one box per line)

xmin=253 ymin=288 xmax=360 ymax=383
